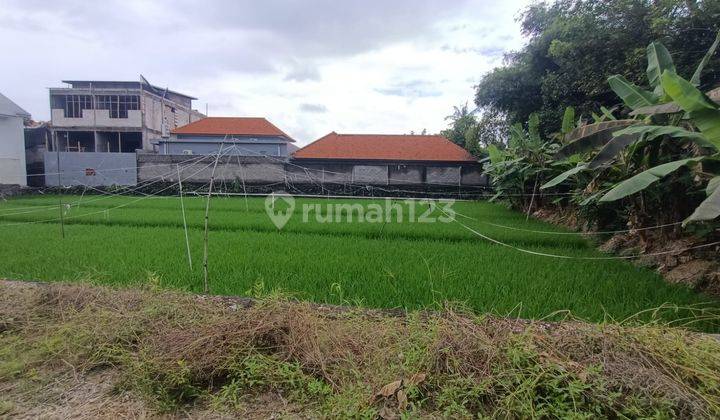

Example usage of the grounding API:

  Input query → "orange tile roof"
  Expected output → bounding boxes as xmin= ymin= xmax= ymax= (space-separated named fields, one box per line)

xmin=171 ymin=117 xmax=294 ymax=141
xmin=292 ymin=132 xmax=477 ymax=162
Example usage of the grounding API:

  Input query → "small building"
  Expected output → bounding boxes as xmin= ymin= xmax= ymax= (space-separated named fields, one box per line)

xmin=48 ymin=77 xmax=204 ymax=153
xmin=290 ymin=132 xmax=484 ymax=186
xmin=0 ymin=92 xmax=31 ymax=186
xmin=158 ymin=117 xmax=295 ymax=156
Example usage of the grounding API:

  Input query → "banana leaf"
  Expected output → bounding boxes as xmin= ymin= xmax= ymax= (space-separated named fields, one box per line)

xmin=487 ymin=145 xmax=503 ymax=164
xmin=587 ymin=134 xmax=640 ymax=169
xmin=661 ymin=71 xmax=720 ymax=147
xmin=684 ymin=180 xmax=720 ymax=225
xmin=707 ymin=176 xmax=720 ymax=196
xmin=629 ymin=102 xmax=681 ymax=116
xmin=608 ymin=75 xmax=657 ymax=110
xmin=540 ymin=164 xmax=588 ymax=190
xmin=557 ymin=120 xmax=637 ymax=158
xmin=612 ymin=125 xmax=716 ymax=150
xmin=646 ymin=42 xmax=676 ymax=96
xmin=580 ymin=191 xmax=603 ymax=206
xmin=629 ymin=87 xmax=720 ymax=115
xmin=599 ymin=157 xmax=705 ymax=202
xmin=600 ymin=106 xmax=617 ymax=120
xmin=691 ymin=31 xmax=720 ymax=86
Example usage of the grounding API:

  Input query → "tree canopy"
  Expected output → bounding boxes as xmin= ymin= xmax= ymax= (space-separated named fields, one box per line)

xmin=474 ymin=0 xmax=720 ymax=136
xmin=440 ymin=105 xmax=509 ymax=157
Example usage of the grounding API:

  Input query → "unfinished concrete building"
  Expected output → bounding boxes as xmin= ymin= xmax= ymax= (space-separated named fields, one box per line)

xmin=48 ymin=77 xmax=204 ymax=153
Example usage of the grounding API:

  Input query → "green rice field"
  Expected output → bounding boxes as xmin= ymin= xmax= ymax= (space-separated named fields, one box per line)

xmin=0 ymin=193 xmax=717 ymax=329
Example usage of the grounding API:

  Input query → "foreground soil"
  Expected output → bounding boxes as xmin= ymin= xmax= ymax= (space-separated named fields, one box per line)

xmin=1 ymin=280 xmax=720 ymax=419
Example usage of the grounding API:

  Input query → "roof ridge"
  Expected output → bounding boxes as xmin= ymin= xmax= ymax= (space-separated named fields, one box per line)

xmin=292 ymin=132 xmax=476 ymax=162
xmin=0 ymin=92 xmax=31 ymax=118
xmin=171 ymin=116 xmax=293 ymax=141
xmin=336 ymin=133 xmax=441 ymax=137
xmin=292 ymin=132 xmax=337 ymax=154
xmin=197 ymin=116 xmax=268 ymax=119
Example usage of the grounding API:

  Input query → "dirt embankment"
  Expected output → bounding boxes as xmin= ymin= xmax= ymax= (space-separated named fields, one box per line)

xmin=1 ymin=280 xmax=720 ymax=419
xmin=532 ymin=208 xmax=720 ymax=295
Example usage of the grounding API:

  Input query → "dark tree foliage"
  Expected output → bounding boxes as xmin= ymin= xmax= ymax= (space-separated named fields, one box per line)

xmin=473 ymin=108 xmax=510 ymax=149
xmin=474 ymin=0 xmax=720 ymax=135
xmin=441 ymin=103 xmax=476 ymax=149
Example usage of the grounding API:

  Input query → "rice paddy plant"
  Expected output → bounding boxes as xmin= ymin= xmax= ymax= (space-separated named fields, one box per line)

xmin=0 ymin=194 xmax=717 ymax=330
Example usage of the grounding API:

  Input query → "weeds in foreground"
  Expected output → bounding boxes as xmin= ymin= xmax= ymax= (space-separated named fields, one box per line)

xmin=1 ymin=281 xmax=719 ymax=418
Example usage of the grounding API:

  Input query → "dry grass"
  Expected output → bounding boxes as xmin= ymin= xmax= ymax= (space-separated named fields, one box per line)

xmin=1 ymin=279 xmax=719 ymax=418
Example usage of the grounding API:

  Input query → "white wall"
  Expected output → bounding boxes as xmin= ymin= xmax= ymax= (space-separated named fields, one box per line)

xmin=44 ymin=152 xmax=137 ymax=186
xmin=51 ymin=108 xmax=142 ymax=128
xmin=0 ymin=115 xmax=27 ymax=186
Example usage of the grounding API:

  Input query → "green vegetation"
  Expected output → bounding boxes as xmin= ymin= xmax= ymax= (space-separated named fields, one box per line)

xmin=473 ymin=0 xmax=720 ymax=135
xmin=2 ymin=281 xmax=719 ymax=418
xmin=475 ymin=31 xmax=720 ymax=243
xmin=0 ymin=194 xmax=717 ymax=329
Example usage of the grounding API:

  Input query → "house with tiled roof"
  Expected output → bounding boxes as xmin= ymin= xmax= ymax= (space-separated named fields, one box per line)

xmin=290 ymin=132 xmax=484 ymax=186
xmin=293 ymin=132 xmax=476 ymax=162
xmin=157 ymin=117 xmax=295 ymax=156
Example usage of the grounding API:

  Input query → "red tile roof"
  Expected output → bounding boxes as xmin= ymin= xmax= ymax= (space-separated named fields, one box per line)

xmin=292 ymin=132 xmax=477 ymax=162
xmin=171 ymin=117 xmax=294 ymax=141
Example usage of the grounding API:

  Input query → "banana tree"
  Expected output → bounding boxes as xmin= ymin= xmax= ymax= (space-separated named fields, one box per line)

xmin=542 ymin=34 xmax=720 ymax=226
xmin=544 ymin=33 xmax=720 ymax=187
xmin=483 ymin=113 xmax=560 ymax=213
xmin=598 ymin=71 xmax=720 ymax=225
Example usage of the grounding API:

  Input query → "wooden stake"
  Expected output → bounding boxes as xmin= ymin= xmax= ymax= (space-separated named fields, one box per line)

xmin=56 ymin=149 xmax=65 ymax=238
xmin=178 ymin=164 xmax=192 ymax=270
xmin=202 ymin=140 xmax=226 ymax=293
xmin=526 ymin=174 xmax=539 ymax=221
xmin=235 ymin=146 xmax=249 ymax=212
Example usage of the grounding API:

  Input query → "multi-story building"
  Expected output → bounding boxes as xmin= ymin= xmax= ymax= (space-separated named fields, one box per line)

xmin=48 ymin=77 xmax=204 ymax=153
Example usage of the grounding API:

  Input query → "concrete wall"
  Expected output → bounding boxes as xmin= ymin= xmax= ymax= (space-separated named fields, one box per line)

xmin=352 ymin=165 xmax=388 ymax=184
xmin=137 ymin=154 xmax=287 ymax=184
xmin=51 ymin=109 xmax=142 ymax=128
xmin=48 ymin=154 xmax=489 ymax=189
xmin=284 ymin=164 xmax=329 ymax=184
xmin=44 ymin=152 xmax=137 ymax=186
xmin=461 ymin=165 xmax=487 ymax=186
xmin=141 ymin=93 xmax=200 ymax=134
xmin=388 ymin=165 xmax=424 ymax=185
xmin=158 ymin=136 xmax=290 ymax=157
xmin=426 ymin=166 xmax=461 ymax=185
xmin=0 ymin=115 xmax=27 ymax=186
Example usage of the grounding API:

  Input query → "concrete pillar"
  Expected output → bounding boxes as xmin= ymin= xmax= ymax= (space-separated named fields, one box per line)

xmin=94 ymin=131 xmax=100 ymax=152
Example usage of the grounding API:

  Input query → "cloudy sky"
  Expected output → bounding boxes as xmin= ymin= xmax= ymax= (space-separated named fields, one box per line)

xmin=1 ymin=0 xmax=530 ymax=146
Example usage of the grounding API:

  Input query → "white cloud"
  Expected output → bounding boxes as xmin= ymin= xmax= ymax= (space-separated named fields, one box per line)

xmin=0 ymin=0 xmax=530 ymax=146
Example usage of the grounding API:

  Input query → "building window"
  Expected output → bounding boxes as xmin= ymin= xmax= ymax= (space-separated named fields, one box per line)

xmin=96 ymin=95 xmax=140 ymax=118
xmin=55 ymin=95 xmax=92 ymax=118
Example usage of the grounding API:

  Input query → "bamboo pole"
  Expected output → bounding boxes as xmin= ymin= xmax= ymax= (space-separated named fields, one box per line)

xmin=526 ymin=174 xmax=539 ymax=221
xmin=178 ymin=164 xmax=192 ymax=270
xmin=56 ymin=148 xmax=65 ymax=238
xmin=202 ymin=139 xmax=226 ymax=293
xmin=234 ymin=143 xmax=249 ymax=212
